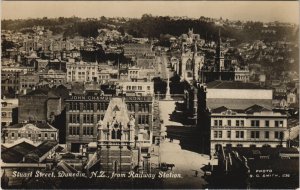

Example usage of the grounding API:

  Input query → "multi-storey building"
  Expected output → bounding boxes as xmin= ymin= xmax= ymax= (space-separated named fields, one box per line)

xmin=116 ymin=81 xmax=154 ymax=96
xmin=1 ymin=67 xmax=27 ymax=95
xmin=38 ymin=69 xmax=67 ymax=84
xmin=2 ymin=121 xmax=58 ymax=145
xmin=66 ymin=60 xmax=98 ymax=82
xmin=19 ymin=72 xmax=39 ymax=94
xmin=123 ymin=43 xmax=153 ymax=58
xmin=18 ymin=89 xmax=62 ymax=123
xmin=210 ymin=104 xmax=288 ymax=154
xmin=65 ymin=91 xmax=153 ymax=152
xmin=1 ymin=98 xmax=18 ymax=127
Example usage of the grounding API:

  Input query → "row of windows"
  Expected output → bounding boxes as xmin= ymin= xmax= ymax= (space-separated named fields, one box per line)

xmin=213 ymin=119 xmax=284 ymax=127
xmin=83 ymin=114 xmax=94 ymax=124
xmin=214 ymin=131 xmax=244 ymax=139
xmin=213 ymin=131 xmax=284 ymax=139
xmin=214 ymin=120 xmax=244 ymax=127
xmin=251 ymin=120 xmax=284 ymax=127
xmin=69 ymin=114 xmax=105 ymax=123
xmin=250 ymin=131 xmax=284 ymax=139
xmin=83 ymin=126 xmax=94 ymax=136
xmin=7 ymin=132 xmax=55 ymax=138
xmin=69 ymin=102 xmax=150 ymax=112
xmin=126 ymin=86 xmax=151 ymax=91
xmin=69 ymin=126 xmax=80 ymax=135
xmin=138 ymin=115 xmax=150 ymax=125
xmin=69 ymin=102 xmax=109 ymax=111
xmin=69 ymin=114 xmax=80 ymax=123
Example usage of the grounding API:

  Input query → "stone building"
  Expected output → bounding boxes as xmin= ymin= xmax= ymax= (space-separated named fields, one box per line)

xmin=66 ymin=60 xmax=98 ymax=82
xmin=210 ymin=104 xmax=288 ymax=154
xmin=18 ymin=89 xmax=62 ymax=123
xmin=65 ymin=92 xmax=153 ymax=152
xmin=95 ymin=98 xmax=136 ymax=173
xmin=2 ymin=121 xmax=58 ymax=146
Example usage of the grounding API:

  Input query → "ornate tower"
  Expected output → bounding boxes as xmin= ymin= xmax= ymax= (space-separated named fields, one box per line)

xmin=96 ymin=98 xmax=135 ymax=174
xmin=215 ymin=28 xmax=225 ymax=72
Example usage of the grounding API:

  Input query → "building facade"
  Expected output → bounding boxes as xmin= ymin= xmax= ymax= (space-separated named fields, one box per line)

xmin=65 ymin=93 xmax=153 ymax=152
xmin=210 ymin=105 xmax=288 ymax=154
xmin=66 ymin=60 xmax=98 ymax=82
xmin=2 ymin=122 xmax=58 ymax=145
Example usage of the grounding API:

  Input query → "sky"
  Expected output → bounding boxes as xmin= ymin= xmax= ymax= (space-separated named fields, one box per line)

xmin=2 ymin=1 xmax=299 ymax=24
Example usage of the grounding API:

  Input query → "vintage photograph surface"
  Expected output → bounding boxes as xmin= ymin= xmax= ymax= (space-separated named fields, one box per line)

xmin=1 ymin=1 xmax=299 ymax=189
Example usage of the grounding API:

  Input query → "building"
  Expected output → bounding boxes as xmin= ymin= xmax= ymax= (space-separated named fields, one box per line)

xmin=123 ymin=43 xmax=153 ymax=58
xmin=2 ymin=140 xmax=59 ymax=163
xmin=2 ymin=121 xmax=58 ymax=145
xmin=205 ymin=81 xmax=273 ymax=109
xmin=210 ymin=104 xmax=288 ymax=154
xmin=66 ymin=60 xmax=98 ymax=82
xmin=38 ymin=69 xmax=67 ymax=85
xmin=1 ymin=67 xmax=27 ymax=96
xmin=65 ymin=92 xmax=153 ymax=152
xmin=116 ymin=81 xmax=154 ymax=96
xmin=178 ymin=42 xmax=205 ymax=82
xmin=19 ymin=72 xmax=39 ymax=94
xmin=89 ymin=98 xmax=137 ymax=173
xmin=18 ymin=89 xmax=62 ymax=123
xmin=1 ymin=98 xmax=18 ymax=127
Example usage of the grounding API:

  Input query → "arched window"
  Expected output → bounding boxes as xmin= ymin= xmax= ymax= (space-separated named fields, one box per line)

xmin=112 ymin=129 xmax=116 ymax=139
xmin=186 ymin=59 xmax=193 ymax=71
xmin=117 ymin=129 xmax=122 ymax=140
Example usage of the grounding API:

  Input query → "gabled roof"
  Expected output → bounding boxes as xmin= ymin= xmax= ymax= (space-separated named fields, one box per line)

xmin=7 ymin=122 xmax=57 ymax=130
xmin=1 ymin=142 xmax=36 ymax=163
xmin=102 ymin=98 xmax=130 ymax=126
xmin=245 ymin=104 xmax=270 ymax=114
xmin=211 ymin=106 xmax=228 ymax=113
xmin=26 ymin=141 xmax=58 ymax=158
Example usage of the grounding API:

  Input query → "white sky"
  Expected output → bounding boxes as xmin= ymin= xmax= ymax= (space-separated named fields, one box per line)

xmin=2 ymin=1 xmax=299 ymax=24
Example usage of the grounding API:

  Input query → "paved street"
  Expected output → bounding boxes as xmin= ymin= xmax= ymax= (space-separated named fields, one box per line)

xmin=159 ymin=100 xmax=183 ymax=127
xmin=157 ymin=99 xmax=216 ymax=188
xmin=159 ymin=140 xmax=215 ymax=188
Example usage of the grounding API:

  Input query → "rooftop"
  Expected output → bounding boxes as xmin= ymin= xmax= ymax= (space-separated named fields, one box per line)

xmin=206 ymin=81 xmax=267 ymax=89
xmin=6 ymin=122 xmax=57 ymax=130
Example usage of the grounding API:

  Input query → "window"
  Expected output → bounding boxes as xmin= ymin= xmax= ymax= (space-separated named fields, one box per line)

xmin=28 ymin=134 xmax=31 ymax=137
xmin=38 ymin=134 xmax=41 ymax=138
xmin=251 ymin=131 xmax=260 ymax=138
xmin=11 ymin=133 xmax=14 ymax=137
xmin=275 ymin=121 xmax=284 ymax=127
xmin=227 ymin=120 xmax=231 ymax=126
xmin=218 ymin=131 xmax=222 ymax=138
xmin=251 ymin=120 xmax=260 ymax=127
xmin=241 ymin=120 xmax=244 ymax=126
xmin=275 ymin=131 xmax=284 ymax=139
xmin=214 ymin=120 xmax=218 ymax=126
xmin=214 ymin=131 xmax=218 ymax=138
xmin=236 ymin=120 xmax=240 ymax=127
xmin=51 ymin=133 xmax=55 ymax=138
xmin=227 ymin=131 xmax=231 ymax=138
xmin=265 ymin=131 xmax=269 ymax=139
xmin=18 ymin=134 xmax=21 ymax=137
xmin=236 ymin=131 xmax=244 ymax=138
xmin=45 ymin=133 xmax=48 ymax=138
xmin=265 ymin=120 xmax=269 ymax=127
